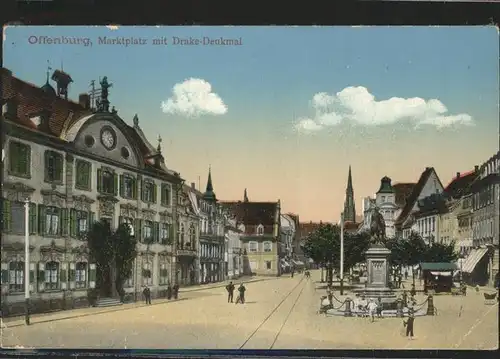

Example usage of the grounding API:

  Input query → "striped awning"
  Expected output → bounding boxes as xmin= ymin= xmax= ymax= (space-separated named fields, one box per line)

xmin=280 ymin=259 xmax=290 ymax=267
xmin=291 ymin=260 xmax=305 ymax=266
xmin=462 ymin=248 xmax=489 ymax=274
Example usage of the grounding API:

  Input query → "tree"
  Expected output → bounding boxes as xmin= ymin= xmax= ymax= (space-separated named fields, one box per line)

xmin=422 ymin=239 xmax=459 ymax=263
xmin=85 ymin=220 xmax=137 ymax=299
xmin=301 ymin=223 xmax=370 ymax=285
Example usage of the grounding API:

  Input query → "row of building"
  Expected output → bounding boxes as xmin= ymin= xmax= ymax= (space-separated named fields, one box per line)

xmin=0 ymin=67 xmax=305 ymax=316
xmin=347 ymin=158 xmax=499 ymax=286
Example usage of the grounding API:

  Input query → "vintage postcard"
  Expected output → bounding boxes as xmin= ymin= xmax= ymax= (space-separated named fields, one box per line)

xmin=1 ymin=26 xmax=498 ymax=350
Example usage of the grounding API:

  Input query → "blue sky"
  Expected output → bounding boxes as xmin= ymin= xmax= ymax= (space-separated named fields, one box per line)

xmin=3 ymin=26 xmax=499 ymax=221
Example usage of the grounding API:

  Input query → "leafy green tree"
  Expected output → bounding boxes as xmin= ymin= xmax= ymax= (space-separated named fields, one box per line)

xmin=423 ymin=239 xmax=459 ymax=263
xmin=301 ymin=223 xmax=370 ymax=285
xmin=85 ymin=220 xmax=137 ymax=299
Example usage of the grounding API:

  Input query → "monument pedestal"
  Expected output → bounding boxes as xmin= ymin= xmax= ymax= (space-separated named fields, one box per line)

xmin=354 ymin=244 xmax=397 ymax=309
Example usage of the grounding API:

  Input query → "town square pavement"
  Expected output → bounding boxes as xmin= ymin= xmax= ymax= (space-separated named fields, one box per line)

xmin=1 ymin=270 xmax=497 ymax=349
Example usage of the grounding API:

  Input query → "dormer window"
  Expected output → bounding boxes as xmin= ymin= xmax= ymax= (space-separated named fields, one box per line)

xmin=257 ymin=225 xmax=264 ymax=236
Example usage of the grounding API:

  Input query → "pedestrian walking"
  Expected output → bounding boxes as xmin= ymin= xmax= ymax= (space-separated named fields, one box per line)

xmin=226 ymin=281 xmax=235 ymax=303
xmin=403 ymin=308 xmax=415 ymax=339
xmin=143 ymin=286 xmax=151 ymax=305
xmin=367 ymin=299 xmax=377 ymax=322
xmin=404 ymin=270 xmax=408 ymax=280
xmin=376 ymin=297 xmax=383 ymax=318
xmin=173 ymin=283 xmax=179 ymax=299
xmin=291 ymin=268 xmax=295 ymax=278
xmin=166 ymin=283 xmax=172 ymax=300
xmin=402 ymin=290 xmax=408 ymax=308
xmin=235 ymin=283 xmax=246 ymax=304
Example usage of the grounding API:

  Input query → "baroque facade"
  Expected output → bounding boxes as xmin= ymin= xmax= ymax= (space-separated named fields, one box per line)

xmin=1 ymin=67 xmax=184 ymax=315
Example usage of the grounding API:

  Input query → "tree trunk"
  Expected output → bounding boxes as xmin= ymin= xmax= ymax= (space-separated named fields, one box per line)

xmin=327 ymin=264 xmax=333 ymax=287
xmin=110 ymin=256 xmax=118 ymax=298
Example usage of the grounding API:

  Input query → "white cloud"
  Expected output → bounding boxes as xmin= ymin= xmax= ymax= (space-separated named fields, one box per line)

xmin=294 ymin=86 xmax=473 ymax=133
xmin=161 ymin=78 xmax=227 ymax=117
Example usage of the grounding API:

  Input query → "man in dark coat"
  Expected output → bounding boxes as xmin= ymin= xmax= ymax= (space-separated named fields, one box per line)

xmin=173 ymin=283 xmax=179 ymax=299
xmin=166 ymin=283 xmax=172 ymax=300
xmin=236 ymin=283 xmax=246 ymax=304
xmin=403 ymin=308 xmax=415 ymax=339
xmin=226 ymin=281 xmax=235 ymax=303
xmin=143 ymin=286 xmax=151 ymax=305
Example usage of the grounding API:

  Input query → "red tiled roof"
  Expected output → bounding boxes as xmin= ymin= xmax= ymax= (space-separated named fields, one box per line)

xmin=395 ymin=168 xmax=442 ymax=226
xmin=444 ymin=170 xmax=479 ymax=199
xmin=1 ymin=68 xmax=90 ymax=137
xmin=2 ymin=67 xmax=180 ymax=180
xmin=220 ymin=201 xmax=278 ymax=235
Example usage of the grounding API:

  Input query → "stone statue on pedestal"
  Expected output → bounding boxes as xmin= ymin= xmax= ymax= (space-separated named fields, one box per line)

xmin=369 ymin=207 xmax=386 ymax=246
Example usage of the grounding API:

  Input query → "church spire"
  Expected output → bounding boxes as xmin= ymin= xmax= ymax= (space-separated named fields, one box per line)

xmin=244 ymin=188 xmax=249 ymax=202
xmin=343 ymin=165 xmax=356 ymax=222
xmin=203 ymin=166 xmax=217 ymax=202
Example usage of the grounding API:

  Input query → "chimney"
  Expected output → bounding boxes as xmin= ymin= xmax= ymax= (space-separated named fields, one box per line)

xmin=456 ymin=172 xmax=461 ymax=179
xmin=474 ymin=165 xmax=479 ymax=172
xmin=191 ymin=182 xmax=195 ymax=189
xmin=79 ymin=93 xmax=90 ymax=109
xmin=2 ymin=97 xmax=18 ymax=120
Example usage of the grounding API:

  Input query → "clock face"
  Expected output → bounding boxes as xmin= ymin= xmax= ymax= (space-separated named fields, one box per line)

xmin=101 ymin=129 xmax=115 ymax=149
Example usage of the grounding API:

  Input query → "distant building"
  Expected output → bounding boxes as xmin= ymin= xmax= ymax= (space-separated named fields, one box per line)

xmin=221 ymin=199 xmax=281 ymax=276
xmin=470 ymin=151 xmax=499 ymax=286
xmin=395 ymin=167 xmax=444 ymax=238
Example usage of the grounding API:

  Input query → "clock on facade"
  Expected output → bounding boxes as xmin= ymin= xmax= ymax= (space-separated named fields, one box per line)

xmin=100 ymin=128 xmax=116 ymax=150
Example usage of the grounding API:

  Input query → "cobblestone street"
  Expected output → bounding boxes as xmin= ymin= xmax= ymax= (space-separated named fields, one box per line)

xmin=1 ymin=270 xmax=497 ymax=349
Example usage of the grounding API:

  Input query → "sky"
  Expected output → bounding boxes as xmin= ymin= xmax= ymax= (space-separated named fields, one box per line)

xmin=3 ymin=26 xmax=499 ymax=222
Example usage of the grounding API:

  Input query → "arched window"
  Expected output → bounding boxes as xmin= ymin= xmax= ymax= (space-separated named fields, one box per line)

xmin=45 ymin=261 xmax=59 ymax=290
xmin=257 ymin=225 xmax=264 ymax=236
xmin=142 ymin=261 xmax=153 ymax=286
xmin=189 ymin=225 xmax=196 ymax=249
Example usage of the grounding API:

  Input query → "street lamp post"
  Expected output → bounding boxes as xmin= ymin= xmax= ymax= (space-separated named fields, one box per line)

xmin=24 ymin=198 xmax=30 ymax=326
xmin=340 ymin=212 xmax=344 ymax=295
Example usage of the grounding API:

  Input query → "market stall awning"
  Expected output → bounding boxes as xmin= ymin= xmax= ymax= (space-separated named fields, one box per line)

xmin=291 ymin=260 xmax=305 ymax=267
xmin=462 ymin=247 xmax=489 ymax=274
xmin=419 ymin=262 xmax=457 ymax=271
xmin=430 ymin=271 xmax=452 ymax=276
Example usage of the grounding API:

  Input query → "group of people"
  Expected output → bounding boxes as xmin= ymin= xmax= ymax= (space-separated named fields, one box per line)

xmin=142 ymin=283 xmax=179 ymax=305
xmin=225 ymin=282 xmax=247 ymax=304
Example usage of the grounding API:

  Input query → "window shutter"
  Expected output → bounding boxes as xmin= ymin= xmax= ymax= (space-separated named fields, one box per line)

xmin=2 ymin=199 xmax=11 ymax=232
xmin=89 ymin=263 xmax=96 ymax=288
xmin=140 ymin=180 xmax=144 ymax=201
xmin=161 ymin=184 xmax=165 ymax=205
xmin=56 ymin=154 xmax=64 ymax=182
xmin=60 ymin=262 xmax=68 ymax=289
xmin=114 ymin=173 xmax=119 ymax=196
xmin=29 ymin=202 xmax=37 ymax=234
xmin=134 ymin=219 xmax=142 ymax=241
xmin=90 ymin=211 xmax=96 ymax=225
xmin=153 ymin=184 xmax=157 ymax=203
xmin=37 ymin=262 xmax=45 ymax=292
xmin=69 ymin=262 xmax=76 ymax=289
xmin=119 ymin=174 xmax=124 ymax=197
xmin=29 ymin=262 xmax=35 ymax=292
xmin=1 ymin=262 xmax=8 ymax=284
xmin=154 ymin=222 xmax=160 ymax=243
xmin=133 ymin=178 xmax=138 ymax=199
xmin=61 ymin=208 xmax=69 ymax=236
xmin=119 ymin=216 xmax=124 ymax=225
xmin=44 ymin=151 xmax=50 ymax=181
xmin=70 ymin=209 xmax=77 ymax=237
xmin=38 ymin=205 xmax=46 ymax=235
xmin=97 ymin=168 xmax=103 ymax=193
